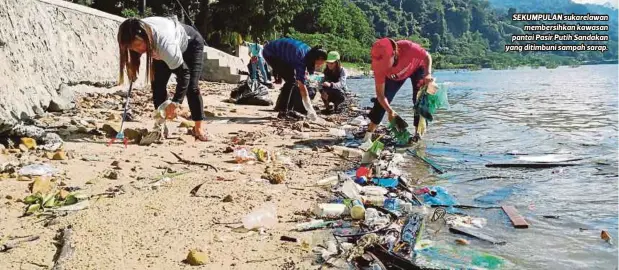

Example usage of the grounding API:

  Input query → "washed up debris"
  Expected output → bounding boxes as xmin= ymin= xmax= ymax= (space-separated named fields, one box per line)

xmin=262 ymin=165 xmax=286 ymax=184
xmin=406 ymin=149 xmax=445 ymax=174
xmin=280 ymin=236 xmax=298 ymax=242
xmin=485 ymin=162 xmax=580 ymax=168
xmin=242 ymin=203 xmax=278 ymax=230
xmin=448 ymin=226 xmax=506 ymax=245
xmin=167 ymin=152 xmax=217 ymax=171
xmin=501 ymin=205 xmax=529 ymax=229
xmin=52 ymin=228 xmax=74 ymax=270
xmin=18 ymin=163 xmax=58 ymax=176
xmin=0 ymin=235 xmax=40 ymax=252
xmin=601 ymin=230 xmax=613 ymax=244
xmin=455 ymin=238 xmax=469 ymax=245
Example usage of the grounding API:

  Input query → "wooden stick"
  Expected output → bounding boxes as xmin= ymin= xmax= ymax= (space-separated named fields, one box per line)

xmin=52 ymin=228 xmax=74 ymax=270
xmin=170 ymin=152 xmax=218 ymax=172
xmin=0 ymin=235 xmax=40 ymax=252
xmin=502 ymin=205 xmax=530 ymax=228
xmin=485 ymin=162 xmax=579 ymax=168
xmin=246 ymin=257 xmax=280 ymax=263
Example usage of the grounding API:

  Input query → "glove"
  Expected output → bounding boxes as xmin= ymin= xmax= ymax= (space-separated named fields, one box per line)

xmin=306 ymin=109 xmax=318 ymax=121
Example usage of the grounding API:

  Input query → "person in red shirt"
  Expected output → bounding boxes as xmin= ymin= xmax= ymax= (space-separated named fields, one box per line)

xmin=363 ymin=38 xmax=434 ymax=143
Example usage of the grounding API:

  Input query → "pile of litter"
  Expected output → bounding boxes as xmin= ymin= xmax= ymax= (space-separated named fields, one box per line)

xmin=267 ymin=113 xmax=520 ymax=270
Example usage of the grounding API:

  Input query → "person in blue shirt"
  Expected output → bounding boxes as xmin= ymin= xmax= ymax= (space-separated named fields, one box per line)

xmin=262 ymin=38 xmax=327 ymax=120
xmin=244 ymin=40 xmax=273 ymax=88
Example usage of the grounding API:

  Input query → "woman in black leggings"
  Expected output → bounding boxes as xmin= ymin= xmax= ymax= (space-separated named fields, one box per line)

xmin=117 ymin=16 xmax=208 ymax=141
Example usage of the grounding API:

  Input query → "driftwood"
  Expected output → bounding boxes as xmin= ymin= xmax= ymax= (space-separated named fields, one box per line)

xmin=168 ymin=152 xmax=218 ymax=172
xmin=485 ymin=162 xmax=580 ymax=168
xmin=52 ymin=228 xmax=74 ymax=270
xmin=0 ymin=235 xmax=40 ymax=252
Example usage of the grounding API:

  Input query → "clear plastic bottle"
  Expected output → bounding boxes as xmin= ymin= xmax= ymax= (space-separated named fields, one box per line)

xmin=332 ymin=146 xmax=364 ymax=158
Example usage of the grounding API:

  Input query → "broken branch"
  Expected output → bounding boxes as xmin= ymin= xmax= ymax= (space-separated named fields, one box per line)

xmin=0 ymin=235 xmax=40 ymax=252
xmin=170 ymin=152 xmax=218 ymax=172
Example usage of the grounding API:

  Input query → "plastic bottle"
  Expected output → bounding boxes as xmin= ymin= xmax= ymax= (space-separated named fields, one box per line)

xmin=384 ymin=198 xmax=405 ymax=212
xmin=242 ymin=203 xmax=278 ymax=229
xmin=350 ymin=200 xmax=366 ymax=220
xmin=364 ymin=208 xmax=380 ymax=225
xmin=332 ymin=146 xmax=363 ymax=158
xmin=314 ymin=203 xmax=347 ymax=218
xmin=316 ymin=175 xmax=338 ymax=186
xmin=361 ymin=186 xmax=389 ymax=196
xmin=362 ymin=195 xmax=385 ymax=207
xmin=340 ymin=180 xmax=361 ymax=200
xmin=295 ymin=219 xmax=330 ymax=231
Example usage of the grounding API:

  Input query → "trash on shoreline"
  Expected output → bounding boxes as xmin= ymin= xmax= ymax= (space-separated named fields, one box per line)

xmin=242 ymin=203 xmax=278 ymax=230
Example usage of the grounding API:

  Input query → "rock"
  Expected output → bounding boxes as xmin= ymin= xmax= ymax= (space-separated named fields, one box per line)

xmin=179 ymin=121 xmax=195 ymax=128
xmin=105 ymin=170 xmax=119 ymax=180
xmin=124 ymin=128 xmax=146 ymax=142
xmin=111 ymin=161 xmax=120 ymax=167
xmin=101 ymin=123 xmax=120 ymax=137
xmin=223 ymin=195 xmax=233 ymax=202
xmin=223 ymin=146 xmax=234 ymax=153
xmin=185 ymin=250 xmax=208 ymax=266
xmin=114 ymin=89 xmax=128 ymax=97
xmin=230 ymin=109 xmax=237 ymax=113
xmin=45 ymin=152 xmax=55 ymax=159
xmin=139 ymin=131 xmax=161 ymax=146
xmin=81 ymin=155 xmax=101 ymax=162
xmin=18 ymin=175 xmax=31 ymax=181
xmin=31 ymin=176 xmax=52 ymax=194
xmin=106 ymin=114 xmax=120 ymax=121
xmin=19 ymin=144 xmax=29 ymax=152
xmin=10 ymin=125 xmax=45 ymax=139
xmin=20 ymin=138 xmax=37 ymax=149
xmin=455 ymin=238 xmax=469 ymax=245
xmin=52 ymin=151 xmax=67 ymax=160
xmin=5 ymin=195 xmax=13 ymax=200
xmin=41 ymin=133 xmax=63 ymax=145
xmin=47 ymin=96 xmax=75 ymax=112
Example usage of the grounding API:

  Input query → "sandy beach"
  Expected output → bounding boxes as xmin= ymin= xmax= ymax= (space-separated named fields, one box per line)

xmin=0 ymin=80 xmax=380 ymax=270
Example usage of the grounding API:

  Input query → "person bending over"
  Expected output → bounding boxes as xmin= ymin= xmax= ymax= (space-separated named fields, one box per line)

xmin=363 ymin=38 xmax=434 ymax=143
xmin=261 ymin=38 xmax=327 ymax=120
xmin=117 ymin=16 xmax=209 ymax=141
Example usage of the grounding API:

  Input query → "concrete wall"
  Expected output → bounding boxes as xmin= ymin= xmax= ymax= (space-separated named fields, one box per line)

xmin=0 ymin=0 xmax=245 ymax=132
xmin=0 ymin=0 xmax=143 ymax=132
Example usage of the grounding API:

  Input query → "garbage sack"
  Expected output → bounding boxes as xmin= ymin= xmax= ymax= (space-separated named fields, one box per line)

xmin=274 ymin=84 xmax=317 ymax=114
xmin=230 ymin=79 xmax=273 ymax=106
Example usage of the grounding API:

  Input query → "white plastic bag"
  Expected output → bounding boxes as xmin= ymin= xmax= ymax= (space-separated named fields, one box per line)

xmin=18 ymin=163 xmax=57 ymax=176
xmin=242 ymin=203 xmax=278 ymax=230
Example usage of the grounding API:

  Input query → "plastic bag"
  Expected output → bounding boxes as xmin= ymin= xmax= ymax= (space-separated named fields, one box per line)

xmin=426 ymin=83 xmax=449 ymax=114
xmin=242 ymin=203 xmax=278 ymax=230
xmin=388 ymin=120 xmax=411 ymax=145
xmin=234 ymin=148 xmax=256 ymax=163
xmin=18 ymin=164 xmax=57 ymax=176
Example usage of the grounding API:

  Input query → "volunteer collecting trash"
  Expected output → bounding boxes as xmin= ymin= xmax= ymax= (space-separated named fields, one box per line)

xmin=261 ymin=38 xmax=327 ymax=120
xmin=319 ymin=51 xmax=348 ymax=113
xmin=117 ymin=16 xmax=209 ymax=141
xmin=363 ymin=38 xmax=435 ymax=143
